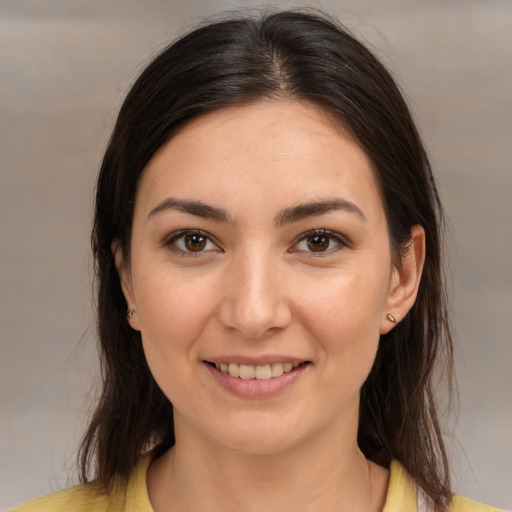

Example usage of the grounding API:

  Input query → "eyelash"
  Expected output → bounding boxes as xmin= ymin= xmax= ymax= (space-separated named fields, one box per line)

xmin=290 ymin=229 xmax=347 ymax=256
xmin=164 ymin=229 xmax=347 ymax=257
xmin=164 ymin=229 xmax=221 ymax=257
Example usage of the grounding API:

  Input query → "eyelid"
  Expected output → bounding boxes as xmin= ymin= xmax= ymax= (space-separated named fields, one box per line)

xmin=289 ymin=229 xmax=349 ymax=255
xmin=163 ymin=228 xmax=348 ymax=257
xmin=163 ymin=229 xmax=222 ymax=256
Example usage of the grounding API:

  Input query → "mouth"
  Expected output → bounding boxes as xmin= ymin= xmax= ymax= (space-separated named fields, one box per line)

xmin=206 ymin=361 xmax=310 ymax=380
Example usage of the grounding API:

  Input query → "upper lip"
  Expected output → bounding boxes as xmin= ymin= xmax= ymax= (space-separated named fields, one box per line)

xmin=204 ymin=355 xmax=308 ymax=365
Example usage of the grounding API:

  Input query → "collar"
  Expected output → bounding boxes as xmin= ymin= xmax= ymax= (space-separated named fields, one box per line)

xmin=125 ymin=456 xmax=418 ymax=512
xmin=383 ymin=460 xmax=418 ymax=511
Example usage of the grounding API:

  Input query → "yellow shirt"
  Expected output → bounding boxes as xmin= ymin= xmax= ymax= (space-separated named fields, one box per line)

xmin=11 ymin=458 xmax=503 ymax=512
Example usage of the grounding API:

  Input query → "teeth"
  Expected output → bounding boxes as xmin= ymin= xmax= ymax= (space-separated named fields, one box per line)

xmin=270 ymin=362 xmax=284 ymax=377
xmin=239 ymin=364 xmax=255 ymax=380
xmin=255 ymin=364 xmax=272 ymax=380
xmin=215 ymin=362 xmax=303 ymax=379
xmin=228 ymin=363 xmax=240 ymax=377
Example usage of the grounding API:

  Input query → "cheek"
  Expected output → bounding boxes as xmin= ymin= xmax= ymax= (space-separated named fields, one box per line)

xmin=133 ymin=266 xmax=217 ymax=360
xmin=133 ymin=272 xmax=219 ymax=406
xmin=296 ymin=265 xmax=388 ymax=335
xmin=293 ymin=265 xmax=389 ymax=375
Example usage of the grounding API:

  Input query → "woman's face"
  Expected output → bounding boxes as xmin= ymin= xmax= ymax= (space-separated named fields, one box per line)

xmin=119 ymin=100 xmax=419 ymax=455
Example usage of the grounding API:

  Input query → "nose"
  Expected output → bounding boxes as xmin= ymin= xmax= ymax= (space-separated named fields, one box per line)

xmin=217 ymin=251 xmax=292 ymax=339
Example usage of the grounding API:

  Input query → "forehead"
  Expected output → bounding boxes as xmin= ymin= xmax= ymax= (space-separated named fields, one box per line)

xmin=136 ymin=100 xmax=384 ymax=223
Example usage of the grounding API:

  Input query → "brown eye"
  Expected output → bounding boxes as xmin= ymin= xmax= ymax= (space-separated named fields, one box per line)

xmin=307 ymin=234 xmax=330 ymax=252
xmin=293 ymin=230 xmax=345 ymax=255
xmin=184 ymin=234 xmax=207 ymax=251
xmin=166 ymin=230 xmax=219 ymax=256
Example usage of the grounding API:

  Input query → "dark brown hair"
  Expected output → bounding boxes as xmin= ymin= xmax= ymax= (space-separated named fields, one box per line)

xmin=81 ymin=9 xmax=454 ymax=509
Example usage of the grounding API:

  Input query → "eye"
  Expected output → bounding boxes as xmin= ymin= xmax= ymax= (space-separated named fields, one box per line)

xmin=165 ymin=230 xmax=219 ymax=255
xmin=293 ymin=230 xmax=345 ymax=254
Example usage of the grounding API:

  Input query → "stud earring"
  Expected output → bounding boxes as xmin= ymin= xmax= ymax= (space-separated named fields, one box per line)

xmin=127 ymin=308 xmax=136 ymax=320
xmin=386 ymin=314 xmax=397 ymax=323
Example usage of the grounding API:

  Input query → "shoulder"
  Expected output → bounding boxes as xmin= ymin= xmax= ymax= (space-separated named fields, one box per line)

xmin=449 ymin=494 xmax=505 ymax=512
xmin=10 ymin=456 xmax=153 ymax=512
xmin=385 ymin=460 xmax=505 ymax=512
xmin=9 ymin=483 xmax=124 ymax=512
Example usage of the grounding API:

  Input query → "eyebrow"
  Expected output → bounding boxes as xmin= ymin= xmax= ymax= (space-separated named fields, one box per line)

xmin=276 ymin=198 xmax=366 ymax=226
xmin=148 ymin=198 xmax=231 ymax=223
xmin=148 ymin=197 xmax=366 ymax=225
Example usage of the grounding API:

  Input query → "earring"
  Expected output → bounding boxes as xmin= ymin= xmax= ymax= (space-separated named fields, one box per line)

xmin=127 ymin=308 xmax=136 ymax=320
xmin=386 ymin=314 xmax=397 ymax=323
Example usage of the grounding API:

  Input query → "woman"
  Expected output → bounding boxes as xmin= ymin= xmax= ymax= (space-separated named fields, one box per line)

xmin=12 ymin=9 xmax=502 ymax=512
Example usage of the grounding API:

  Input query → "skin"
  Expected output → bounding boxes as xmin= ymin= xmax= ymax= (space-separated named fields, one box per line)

xmin=116 ymin=100 xmax=425 ymax=512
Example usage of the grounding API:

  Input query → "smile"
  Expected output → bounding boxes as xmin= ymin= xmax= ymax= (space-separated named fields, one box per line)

xmin=212 ymin=362 xmax=303 ymax=380
xmin=205 ymin=360 xmax=311 ymax=398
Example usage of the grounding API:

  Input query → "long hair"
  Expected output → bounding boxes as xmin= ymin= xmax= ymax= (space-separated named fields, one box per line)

xmin=81 ymin=9 xmax=454 ymax=509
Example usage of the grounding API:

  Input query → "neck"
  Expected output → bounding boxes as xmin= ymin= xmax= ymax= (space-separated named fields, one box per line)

xmin=147 ymin=412 xmax=389 ymax=512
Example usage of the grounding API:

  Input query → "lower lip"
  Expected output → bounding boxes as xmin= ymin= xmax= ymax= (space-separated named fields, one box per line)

xmin=205 ymin=362 xmax=310 ymax=398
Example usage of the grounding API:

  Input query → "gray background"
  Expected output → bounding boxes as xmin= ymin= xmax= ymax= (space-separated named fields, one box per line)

xmin=1 ymin=0 xmax=511 ymax=509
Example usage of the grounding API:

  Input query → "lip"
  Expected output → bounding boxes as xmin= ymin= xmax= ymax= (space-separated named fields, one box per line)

xmin=206 ymin=355 xmax=306 ymax=366
xmin=204 ymin=360 xmax=311 ymax=398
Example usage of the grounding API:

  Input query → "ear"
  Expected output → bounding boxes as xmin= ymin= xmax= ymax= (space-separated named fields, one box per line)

xmin=112 ymin=240 xmax=141 ymax=331
xmin=380 ymin=225 xmax=426 ymax=334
